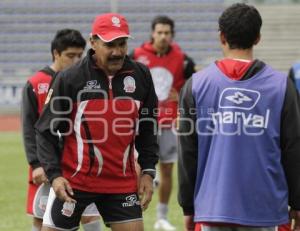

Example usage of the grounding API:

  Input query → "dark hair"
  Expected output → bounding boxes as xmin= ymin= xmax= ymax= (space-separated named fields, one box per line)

xmin=151 ymin=15 xmax=175 ymax=35
xmin=218 ymin=3 xmax=262 ymax=49
xmin=51 ymin=28 xmax=86 ymax=61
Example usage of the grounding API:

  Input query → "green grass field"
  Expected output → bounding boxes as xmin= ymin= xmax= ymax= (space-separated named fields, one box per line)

xmin=0 ymin=132 xmax=184 ymax=231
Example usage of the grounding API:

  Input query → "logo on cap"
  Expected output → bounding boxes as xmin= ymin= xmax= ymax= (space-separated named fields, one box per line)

xmin=112 ymin=16 xmax=121 ymax=27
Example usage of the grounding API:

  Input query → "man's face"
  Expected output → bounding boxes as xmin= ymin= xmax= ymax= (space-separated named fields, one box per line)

xmin=91 ymin=37 xmax=128 ymax=75
xmin=54 ymin=47 xmax=84 ymax=71
xmin=152 ymin=23 xmax=173 ymax=49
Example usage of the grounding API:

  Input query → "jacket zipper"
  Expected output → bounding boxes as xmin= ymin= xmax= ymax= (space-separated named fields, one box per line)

xmin=108 ymin=76 xmax=113 ymax=99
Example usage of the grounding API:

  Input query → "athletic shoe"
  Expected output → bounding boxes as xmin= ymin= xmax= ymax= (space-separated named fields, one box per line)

xmin=154 ymin=219 xmax=176 ymax=230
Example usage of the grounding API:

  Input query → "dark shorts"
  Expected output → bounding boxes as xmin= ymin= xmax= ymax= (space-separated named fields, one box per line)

xmin=43 ymin=188 xmax=142 ymax=230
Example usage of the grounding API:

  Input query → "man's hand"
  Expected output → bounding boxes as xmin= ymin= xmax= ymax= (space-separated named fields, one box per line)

xmin=52 ymin=176 xmax=76 ymax=203
xmin=184 ymin=215 xmax=195 ymax=231
xmin=290 ymin=210 xmax=300 ymax=231
xmin=32 ymin=167 xmax=48 ymax=185
xmin=138 ymin=174 xmax=154 ymax=211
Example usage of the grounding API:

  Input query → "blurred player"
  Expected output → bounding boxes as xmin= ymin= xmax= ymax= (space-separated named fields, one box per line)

xmin=131 ymin=15 xmax=195 ymax=231
xmin=22 ymin=29 xmax=102 ymax=231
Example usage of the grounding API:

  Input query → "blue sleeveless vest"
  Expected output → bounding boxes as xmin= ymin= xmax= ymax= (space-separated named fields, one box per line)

xmin=192 ymin=63 xmax=288 ymax=226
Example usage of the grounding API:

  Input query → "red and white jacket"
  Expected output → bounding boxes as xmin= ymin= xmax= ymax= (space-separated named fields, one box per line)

xmin=35 ymin=50 xmax=159 ymax=193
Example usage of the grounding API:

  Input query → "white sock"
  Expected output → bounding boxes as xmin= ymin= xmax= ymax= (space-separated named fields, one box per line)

xmin=32 ymin=226 xmax=40 ymax=231
xmin=157 ymin=202 xmax=168 ymax=220
xmin=82 ymin=219 xmax=102 ymax=231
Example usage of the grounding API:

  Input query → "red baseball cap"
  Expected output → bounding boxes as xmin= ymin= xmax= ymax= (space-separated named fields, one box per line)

xmin=91 ymin=13 xmax=132 ymax=42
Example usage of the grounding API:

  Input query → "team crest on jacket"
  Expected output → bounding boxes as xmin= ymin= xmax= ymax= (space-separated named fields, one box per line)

xmin=61 ymin=201 xmax=75 ymax=217
xmin=123 ymin=76 xmax=136 ymax=93
xmin=38 ymin=83 xmax=49 ymax=94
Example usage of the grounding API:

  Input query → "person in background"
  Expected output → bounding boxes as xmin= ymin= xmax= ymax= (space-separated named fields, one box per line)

xmin=131 ymin=15 xmax=195 ymax=231
xmin=22 ymin=28 xmax=102 ymax=231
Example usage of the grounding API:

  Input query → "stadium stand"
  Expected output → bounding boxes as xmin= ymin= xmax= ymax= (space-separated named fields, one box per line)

xmin=255 ymin=4 xmax=300 ymax=71
xmin=0 ymin=0 xmax=222 ymax=73
xmin=1 ymin=0 xmax=300 ymax=112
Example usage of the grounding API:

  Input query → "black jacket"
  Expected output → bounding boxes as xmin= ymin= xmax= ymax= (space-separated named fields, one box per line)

xmin=21 ymin=66 xmax=55 ymax=169
xmin=35 ymin=49 xmax=159 ymax=193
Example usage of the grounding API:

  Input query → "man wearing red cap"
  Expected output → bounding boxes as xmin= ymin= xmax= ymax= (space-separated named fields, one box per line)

xmin=35 ymin=13 xmax=158 ymax=231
